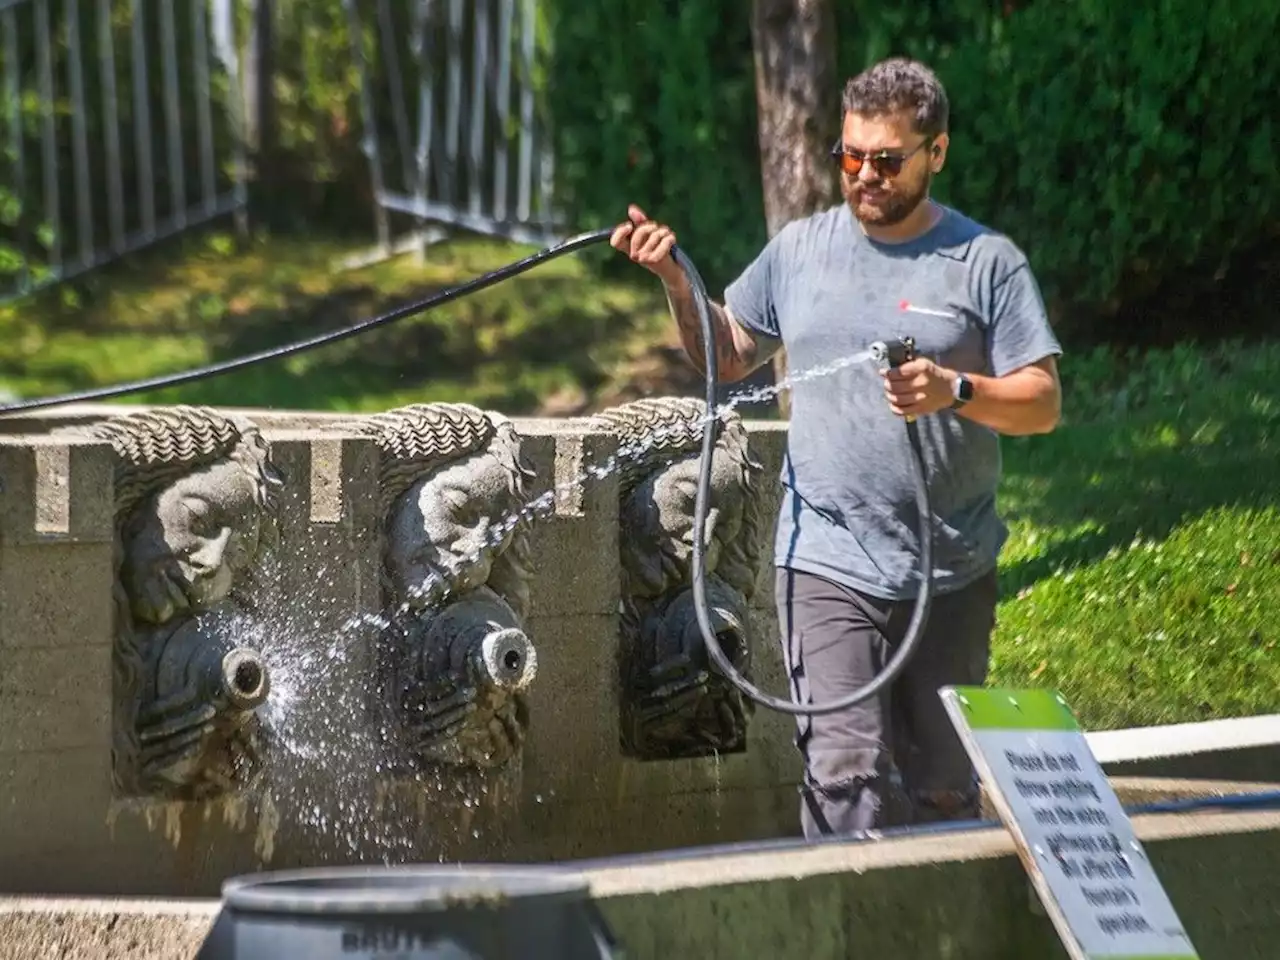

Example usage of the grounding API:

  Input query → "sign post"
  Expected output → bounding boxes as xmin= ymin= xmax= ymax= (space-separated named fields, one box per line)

xmin=939 ymin=686 xmax=1200 ymax=960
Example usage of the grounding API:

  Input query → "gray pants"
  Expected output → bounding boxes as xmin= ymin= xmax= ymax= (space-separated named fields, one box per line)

xmin=775 ymin=566 xmax=998 ymax=838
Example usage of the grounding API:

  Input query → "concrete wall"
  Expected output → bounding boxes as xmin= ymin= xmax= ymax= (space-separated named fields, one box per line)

xmin=594 ymin=808 xmax=1280 ymax=959
xmin=4 ymin=809 xmax=1280 ymax=959
xmin=5 ymin=405 xmax=1280 ymax=907
xmin=0 ymin=408 xmax=801 ymax=898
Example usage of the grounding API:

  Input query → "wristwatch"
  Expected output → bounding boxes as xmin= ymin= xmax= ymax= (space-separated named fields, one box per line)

xmin=952 ymin=373 xmax=974 ymax=408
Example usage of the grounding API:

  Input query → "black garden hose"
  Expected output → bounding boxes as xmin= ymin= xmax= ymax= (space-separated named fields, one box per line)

xmin=671 ymin=245 xmax=935 ymax=717
xmin=0 ymin=228 xmax=936 ymax=719
xmin=0 ymin=227 xmax=617 ymax=416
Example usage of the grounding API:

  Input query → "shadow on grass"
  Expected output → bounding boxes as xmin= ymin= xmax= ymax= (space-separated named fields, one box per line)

xmin=996 ymin=354 xmax=1280 ymax=598
xmin=104 ymin=283 xmax=646 ymax=412
xmin=1 ymin=229 xmax=672 ymax=414
xmin=215 ymin=276 xmax=646 ymax=407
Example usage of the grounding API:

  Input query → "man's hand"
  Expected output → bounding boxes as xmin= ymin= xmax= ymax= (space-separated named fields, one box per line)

xmin=883 ymin=358 xmax=957 ymax=419
xmin=611 ymin=202 xmax=775 ymax=384
xmin=885 ymin=355 xmax=1062 ymax=435
xmin=610 ymin=204 xmax=685 ymax=289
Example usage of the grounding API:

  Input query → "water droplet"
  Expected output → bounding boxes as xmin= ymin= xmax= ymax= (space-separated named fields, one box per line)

xmin=200 ymin=351 xmax=869 ymax=858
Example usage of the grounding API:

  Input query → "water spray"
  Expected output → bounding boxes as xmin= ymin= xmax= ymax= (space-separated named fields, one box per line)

xmin=0 ymin=227 xmax=939 ymax=722
xmin=1 ymin=228 xmax=938 ymax=957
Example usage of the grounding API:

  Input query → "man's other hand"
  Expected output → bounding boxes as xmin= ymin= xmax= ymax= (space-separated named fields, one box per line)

xmin=610 ymin=204 xmax=685 ymax=287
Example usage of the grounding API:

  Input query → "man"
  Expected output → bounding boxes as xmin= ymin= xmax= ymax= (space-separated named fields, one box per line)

xmin=610 ymin=56 xmax=1062 ymax=838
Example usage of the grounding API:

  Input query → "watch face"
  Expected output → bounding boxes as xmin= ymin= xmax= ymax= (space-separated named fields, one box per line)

xmin=957 ymin=376 xmax=974 ymax=402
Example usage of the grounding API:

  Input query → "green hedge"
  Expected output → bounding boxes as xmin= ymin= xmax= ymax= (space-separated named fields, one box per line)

xmin=546 ymin=2 xmax=764 ymax=294
xmin=9 ymin=0 xmax=1276 ymax=343
xmin=930 ymin=0 xmax=1280 ymax=327
xmin=544 ymin=3 xmax=1010 ymax=295
xmin=547 ymin=0 xmax=1280 ymax=339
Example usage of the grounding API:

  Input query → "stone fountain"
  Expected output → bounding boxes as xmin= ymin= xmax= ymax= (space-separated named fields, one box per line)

xmin=0 ymin=397 xmax=792 ymax=898
xmin=5 ymin=399 xmax=1280 ymax=959
xmin=94 ymin=407 xmax=282 ymax=803
xmin=589 ymin=397 xmax=768 ymax=762
xmin=353 ymin=402 xmax=539 ymax=774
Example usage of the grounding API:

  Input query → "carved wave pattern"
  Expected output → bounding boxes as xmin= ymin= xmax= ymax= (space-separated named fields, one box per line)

xmin=589 ymin=396 xmax=726 ymax=497
xmin=93 ymin=405 xmax=258 ymax=523
xmin=355 ymin=402 xmax=500 ymax=516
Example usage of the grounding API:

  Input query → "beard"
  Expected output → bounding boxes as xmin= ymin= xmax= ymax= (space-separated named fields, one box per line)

xmin=842 ymin=169 xmax=932 ymax=228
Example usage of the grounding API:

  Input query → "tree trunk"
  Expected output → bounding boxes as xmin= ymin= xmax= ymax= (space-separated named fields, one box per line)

xmin=749 ymin=0 xmax=839 ymax=419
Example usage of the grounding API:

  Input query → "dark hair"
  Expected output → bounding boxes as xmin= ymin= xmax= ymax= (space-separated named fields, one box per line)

xmin=842 ymin=57 xmax=949 ymax=138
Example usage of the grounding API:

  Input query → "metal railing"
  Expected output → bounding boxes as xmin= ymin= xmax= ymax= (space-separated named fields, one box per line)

xmin=343 ymin=0 xmax=561 ymax=250
xmin=0 ymin=0 xmax=561 ymax=304
xmin=0 ymin=0 xmax=248 ymax=304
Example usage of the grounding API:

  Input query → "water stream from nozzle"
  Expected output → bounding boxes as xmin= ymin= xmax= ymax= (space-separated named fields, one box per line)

xmin=231 ymin=343 xmax=885 ymax=852
xmin=335 ymin=345 xmax=882 ymax=634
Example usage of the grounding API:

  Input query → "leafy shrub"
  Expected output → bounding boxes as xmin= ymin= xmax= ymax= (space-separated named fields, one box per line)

xmin=543 ymin=2 xmax=1003 ymax=293
xmin=927 ymin=0 xmax=1280 ymax=335
xmin=546 ymin=0 xmax=1280 ymax=343
xmin=545 ymin=2 xmax=764 ymax=294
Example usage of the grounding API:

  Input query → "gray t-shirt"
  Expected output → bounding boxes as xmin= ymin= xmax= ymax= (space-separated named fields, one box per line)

xmin=724 ymin=202 xmax=1062 ymax=601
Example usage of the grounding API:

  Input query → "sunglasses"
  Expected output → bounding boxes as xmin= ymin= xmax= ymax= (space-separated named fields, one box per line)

xmin=830 ymin=139 xmax=931 ymax=179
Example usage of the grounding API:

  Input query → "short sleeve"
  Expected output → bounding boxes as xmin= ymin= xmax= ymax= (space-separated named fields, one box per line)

xmin=723 ymin=234 xmax=785 ymax=344
xmin=987 ymin=257 xmax=1062 ymax=378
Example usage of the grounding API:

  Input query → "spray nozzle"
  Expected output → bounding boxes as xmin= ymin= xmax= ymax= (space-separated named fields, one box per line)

xmin=869 ymin=336 xmax=917 ymax=371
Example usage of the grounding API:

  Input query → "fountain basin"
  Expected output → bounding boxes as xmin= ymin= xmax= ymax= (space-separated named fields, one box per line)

xmin=203 ymin=865 xmax=616 ymax=959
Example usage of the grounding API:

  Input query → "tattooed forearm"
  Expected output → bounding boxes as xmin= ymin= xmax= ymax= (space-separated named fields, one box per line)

xmin=663 ymin=277 xmax=760 ymax=382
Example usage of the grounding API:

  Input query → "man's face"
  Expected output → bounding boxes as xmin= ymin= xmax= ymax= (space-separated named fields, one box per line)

xmin=838 ymin=109 xmax=946 ymax=228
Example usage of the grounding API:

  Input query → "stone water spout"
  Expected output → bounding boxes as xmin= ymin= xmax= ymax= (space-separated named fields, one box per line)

xmin=138 ymin=604 xmax=271 ymax=791
xmin=356 ymin=403 xmax=538 ymax=771
xmin=94 ymin=406 xmax=284 ymax=800
xmin=590 ymin=397 xmax=767 ymax=762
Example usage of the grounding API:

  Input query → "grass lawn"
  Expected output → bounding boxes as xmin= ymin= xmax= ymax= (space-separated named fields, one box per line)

xmin=0 ymin=227 xmax=675 ymax=414
xmin=4 ymin=229 xmax=1279 ymax=733
xmin=991 ymin=341 xmax=1280 ymax=730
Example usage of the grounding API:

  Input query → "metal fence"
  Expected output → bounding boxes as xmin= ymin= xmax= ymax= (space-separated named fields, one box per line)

xmin=344 ymin=0 xmax=560 ymax=250
xmin=0 ymin=0 xmax=248 ymax=304
xmin=0 ymin=0 xmax=559 ymax=303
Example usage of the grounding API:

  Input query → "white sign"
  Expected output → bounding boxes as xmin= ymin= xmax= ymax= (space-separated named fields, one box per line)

xmin=939 ymin=686 xmax=1199 ymax=960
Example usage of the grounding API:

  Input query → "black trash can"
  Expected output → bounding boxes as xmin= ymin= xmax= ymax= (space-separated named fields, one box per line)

xmin=197 ymin=864 xmax=621 ymax=959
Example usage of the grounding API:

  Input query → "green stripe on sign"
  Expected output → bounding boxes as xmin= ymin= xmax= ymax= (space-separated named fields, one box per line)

xmin=948 ymin=687 xmax=1080 ymax=731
